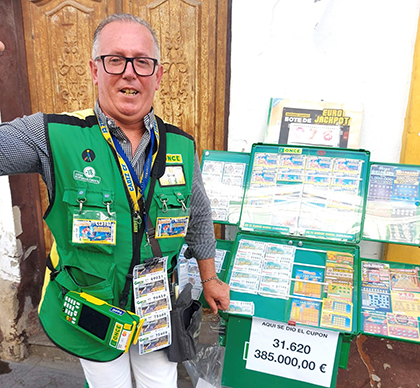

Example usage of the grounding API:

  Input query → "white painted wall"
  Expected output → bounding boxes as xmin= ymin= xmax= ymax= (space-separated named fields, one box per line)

xmin=0 ymin=176 xmax=21 ymax=282
xmin=229 ymin=0 xmax=420 ymax=258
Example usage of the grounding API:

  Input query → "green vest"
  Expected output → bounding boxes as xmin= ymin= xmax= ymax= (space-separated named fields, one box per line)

xmin=38 ymin=110 xmax=195 ymax=361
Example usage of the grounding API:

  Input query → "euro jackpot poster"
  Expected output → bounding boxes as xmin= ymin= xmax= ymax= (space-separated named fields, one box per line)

xmin=265 ymin=98 xmax=363 ymax=149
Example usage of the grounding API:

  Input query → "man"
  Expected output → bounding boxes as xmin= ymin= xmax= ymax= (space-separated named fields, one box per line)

xmin=0 ymin=13 xmax=229 ymax=388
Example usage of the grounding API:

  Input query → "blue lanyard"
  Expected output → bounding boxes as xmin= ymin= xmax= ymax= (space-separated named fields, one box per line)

xmin=97 ymin=115 xmax=158 ymax=220
xmin=110 ymin=130 xmax=155 ymax=199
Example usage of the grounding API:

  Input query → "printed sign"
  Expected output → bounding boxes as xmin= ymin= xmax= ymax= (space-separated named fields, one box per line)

xmin=246 ymin=317 xmax=339 ymax=387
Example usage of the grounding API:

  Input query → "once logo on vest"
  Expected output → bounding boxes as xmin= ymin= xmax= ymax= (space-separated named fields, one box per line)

xmin=166 ymin=154 xmax=183 ymax=163
xmin=73 ymin=166 xmax=101 ymax=184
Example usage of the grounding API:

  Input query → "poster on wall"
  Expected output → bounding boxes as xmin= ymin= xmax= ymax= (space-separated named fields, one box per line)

xmin=265 ymin=98 xmax=364 ymax=149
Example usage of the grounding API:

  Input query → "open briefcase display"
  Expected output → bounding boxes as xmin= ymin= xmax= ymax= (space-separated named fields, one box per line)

xmin=197 ymin=144 xmax=420 ymax=388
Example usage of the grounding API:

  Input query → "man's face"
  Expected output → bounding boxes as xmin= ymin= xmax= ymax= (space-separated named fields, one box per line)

xmin=89 ymin=21 xmax=163 ymax=128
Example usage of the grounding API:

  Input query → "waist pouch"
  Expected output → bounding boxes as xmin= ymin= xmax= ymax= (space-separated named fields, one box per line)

xmin=167 ymin=283 xmax=202 ymax=362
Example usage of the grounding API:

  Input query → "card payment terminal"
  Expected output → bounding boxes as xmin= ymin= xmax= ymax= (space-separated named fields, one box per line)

xmin=61 ymin=291 xmax=143 ymax=352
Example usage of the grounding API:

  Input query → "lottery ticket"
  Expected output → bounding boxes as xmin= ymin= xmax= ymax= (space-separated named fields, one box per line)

xmin=202 ymin=160 xmax=224 ymax=175
xmin=322 ymin=298 xmax=353 ymax=317
xmin=293 ymin=269 xmax=323 ymax=298
xmin=361 ymin=310 xmax=387 ymax=336
xmin=259 ymin=276 xmax=291 ymax=298
xmin=333 ymin=158 xmax=363 ymax=175
xmin=320 ymin=311 xmax=352 ymax=331
xmin=229 ymin=271 xmax=260 ymax=294
xmin=391 ymin=291 xmax=420 ymax=318
xmin=326 ymin=283 xmax=353 ymax=302
xmin=233 ymin=253 xmax=263 ymax=275
xmin=254 ymin=152 xmax=279 ymax=166
xmin=386 ymin=312 xmax=420 ymax=342
xmin=250 ymin=166 xmax=277 ymax=186
xmin=326 ymin=251 xmax=354 ymax=268
xmin=141 ymin=311 xmax=171 ymax=340
xmin=138 ymin=297 xmax=170 ymax=320
xmin=262 ymin=260 xmax=292 ymax=278
xmin=290 ymin=298 xmax=321 ymax=326
xmin=223 ymin=162 xmax=246 ymax=178
xmin=306 ymin=156 xmax=333 ymax=173
xmin=139 ymin=333 xmax=171 ymax=354
xmin=361 ymin=261 xmax=390 ymax=285
xmin=278 ymin=154 xmax=306 ymax=169
xmin=211 ymin=207 xmax=229 ymax=221
xmin=227 ymin=300 xmax=255 ymax=316
xmin=390 ymin=268 xmax=420 ymax=291
xmin=361 ymin=286 xmax=391 ymax=312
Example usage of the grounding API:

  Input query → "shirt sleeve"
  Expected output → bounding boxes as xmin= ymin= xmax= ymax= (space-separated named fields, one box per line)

xmin=0 ymin=112 xmax=53 ymax=192
xmin=184 ymin=152 xmax=216 ymax=260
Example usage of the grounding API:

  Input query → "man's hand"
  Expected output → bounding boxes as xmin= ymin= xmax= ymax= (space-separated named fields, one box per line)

xmin=202 ymin=278 xmax=230 ymax=314
xmin=0 ymin=41 xmax=5 ymax=55
xmin=197 ymin=257 xmax=230 ymax=314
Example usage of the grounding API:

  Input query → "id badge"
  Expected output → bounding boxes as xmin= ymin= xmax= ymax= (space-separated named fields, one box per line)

xmin=155 ymin=216 xmax=189 ymax=239
xmin=72 ymin=209 xmax=116 ymax=245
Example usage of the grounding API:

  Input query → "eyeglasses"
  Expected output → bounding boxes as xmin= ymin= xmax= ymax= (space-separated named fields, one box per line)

xmin=95 ymin=55 xmax=158 ymax=77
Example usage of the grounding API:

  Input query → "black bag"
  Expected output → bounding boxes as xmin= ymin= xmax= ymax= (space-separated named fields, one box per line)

xmin=167 ymin=283 xmax=202 ymax=362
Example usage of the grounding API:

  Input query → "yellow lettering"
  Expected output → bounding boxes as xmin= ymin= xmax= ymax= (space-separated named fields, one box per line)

xmin=166 ymin=154 xmax=183 ymax=163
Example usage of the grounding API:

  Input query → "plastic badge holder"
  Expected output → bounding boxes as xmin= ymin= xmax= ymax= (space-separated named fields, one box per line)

xmin=61 ymin=291 xmax=143 ymax=353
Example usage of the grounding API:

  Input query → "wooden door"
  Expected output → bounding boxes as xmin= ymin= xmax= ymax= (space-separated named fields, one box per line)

xmin=21 ymin=0 xmax=121 ymax=253
xmin=20 ymin=0 xmax=231 ymax=251
xmin=123 ymin=0 xmax=230 ymax=158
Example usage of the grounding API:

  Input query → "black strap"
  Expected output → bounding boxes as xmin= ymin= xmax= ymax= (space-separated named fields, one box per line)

xmin=145 ymin=176 xmax=163 ymax=258
xmin=46 ymin=253 xmax=60 ymax=281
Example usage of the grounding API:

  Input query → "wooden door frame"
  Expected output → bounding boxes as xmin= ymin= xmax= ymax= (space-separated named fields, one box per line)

xmin=0 ymin=0 xmax=46 ymax=320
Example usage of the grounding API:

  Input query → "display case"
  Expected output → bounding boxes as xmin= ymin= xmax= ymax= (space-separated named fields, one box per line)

xmin=239 ymin=143 xmax=370 ymax=243
xmin=188 ymin=145 xmax=420 ymax=387
xmin=363 ymin=162 xmax=420 ymax=246
xmin=201 ymin=150 xmax=250 ymax=225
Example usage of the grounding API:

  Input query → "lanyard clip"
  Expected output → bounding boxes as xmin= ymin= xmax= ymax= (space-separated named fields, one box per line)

xmin=103 ymin=192 xmax=113 ymax=216
xmin=77 ymin=188 xmax=87 ymax=214
xmin=158 ymin=194 xmax=168 ymax=213
xmin=133 ymin=212 xmax=141 ymax=233
xmin=103 ymin=200 xmax=113 ymax=216
xmin=77 ymin=198 xmax=85 ymax=214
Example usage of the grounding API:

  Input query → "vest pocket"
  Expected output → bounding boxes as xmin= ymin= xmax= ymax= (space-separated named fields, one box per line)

xmin=154 ymin=190 xmax=191 ymax=240
xmin=54 ymin=263 xmax=115 ymax=303
xmin=63 ymin=188 xmax=116 ymax=255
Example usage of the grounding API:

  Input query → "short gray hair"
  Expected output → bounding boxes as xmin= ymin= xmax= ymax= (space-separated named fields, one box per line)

xmin=92 ymin=13 xmax=160 ymax=63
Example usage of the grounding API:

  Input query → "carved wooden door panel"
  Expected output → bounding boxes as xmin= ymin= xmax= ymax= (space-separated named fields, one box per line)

xmin=124 ymin=0 xmax=230 ymax=158
xmin=20 ymin=0 xmax=120 ymax=252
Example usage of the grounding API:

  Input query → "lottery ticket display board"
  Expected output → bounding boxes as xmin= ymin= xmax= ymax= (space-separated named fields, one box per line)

xmin=240 ymin=144 xmax=370 ymax=243
xmin=360 ymin=258 xmax=420 ymax=343
xmin=363 ymin=162 xmax=420 ymax=245
xmin=225 ymin=232 xmax=359 ymax=335
xmin=201 ymin=150 xmax=250 ymax=225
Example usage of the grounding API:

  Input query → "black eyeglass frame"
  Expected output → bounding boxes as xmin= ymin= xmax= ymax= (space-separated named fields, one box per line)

xmin=95 ymin=55 xmax=158 ymax=77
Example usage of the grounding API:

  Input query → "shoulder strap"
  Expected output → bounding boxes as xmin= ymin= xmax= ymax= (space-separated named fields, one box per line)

xmin=119 ymin=117 xmax=166 ymax=309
